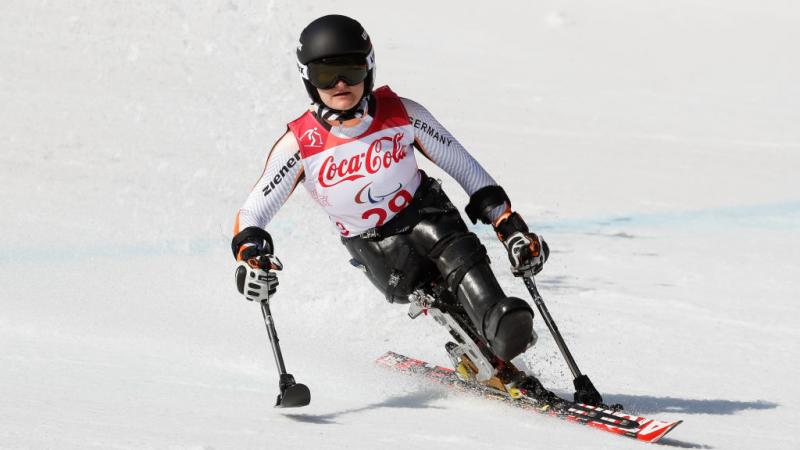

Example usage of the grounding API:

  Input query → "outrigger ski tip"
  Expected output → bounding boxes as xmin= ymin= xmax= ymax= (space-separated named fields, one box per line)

xmin=376 ymin=351 xmax=682 ymax=444
xmin=275 ymin=382 xmax=311 ymax=408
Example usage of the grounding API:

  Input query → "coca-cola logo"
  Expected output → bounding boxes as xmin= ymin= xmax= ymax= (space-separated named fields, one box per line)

xmin=317 ymin=132 xmax=407 ymax=188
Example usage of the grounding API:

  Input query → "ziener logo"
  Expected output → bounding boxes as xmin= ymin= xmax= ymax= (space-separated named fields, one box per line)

xmin=262 ymin=151 xmax=301 ymax=197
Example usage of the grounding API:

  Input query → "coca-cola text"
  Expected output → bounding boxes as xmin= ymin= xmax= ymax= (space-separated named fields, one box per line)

xmin=317 ymin=133 xmax=408 ymax=188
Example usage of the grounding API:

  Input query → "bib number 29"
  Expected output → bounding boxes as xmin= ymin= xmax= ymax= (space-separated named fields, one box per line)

xmin=361 ymin=189 xmax=412 ymax=228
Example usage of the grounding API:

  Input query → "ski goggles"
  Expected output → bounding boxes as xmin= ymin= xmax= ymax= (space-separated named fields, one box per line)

xmin=298 ymin=50 xmax=375 ymax=89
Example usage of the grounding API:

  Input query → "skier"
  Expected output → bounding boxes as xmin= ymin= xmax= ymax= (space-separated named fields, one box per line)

xmin=232 ymin=15 xmax=549 ymax=368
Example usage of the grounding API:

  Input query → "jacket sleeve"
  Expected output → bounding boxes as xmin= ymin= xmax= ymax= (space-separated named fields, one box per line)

xmin=401 ymin=97 xmax=509 ymax=220
xmin=234 ymin=130 xmax=304 ymax=235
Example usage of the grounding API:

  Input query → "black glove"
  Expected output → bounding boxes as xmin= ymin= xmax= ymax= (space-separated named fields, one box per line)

xmin=504 ymin=231 xmax=548 ymax=277
xmin=495 ymin=212 xmax=549 ymax=277
xmin=235 ymin=247 xmax=283 ymax=302
xmin=232 ymin=227 xmax=282 ymax=302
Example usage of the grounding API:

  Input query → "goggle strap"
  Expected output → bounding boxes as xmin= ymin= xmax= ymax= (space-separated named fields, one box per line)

xmin=297 ymin=59 xmax=310 ymax=80
xmin=297 ymin=48 xmax=374 ymax=80
xmin=366 ymin=48 xmax=375 ymax=70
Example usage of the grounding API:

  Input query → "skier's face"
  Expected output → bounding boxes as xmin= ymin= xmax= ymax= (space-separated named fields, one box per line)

xmin=317 ymin=80 xmax=364 ymax=111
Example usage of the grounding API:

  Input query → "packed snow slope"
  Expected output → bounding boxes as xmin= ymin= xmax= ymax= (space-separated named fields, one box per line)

xmin=1 ymin=1 xmax=799 ymax=448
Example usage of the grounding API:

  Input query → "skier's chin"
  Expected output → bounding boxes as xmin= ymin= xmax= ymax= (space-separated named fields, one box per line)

xmin=325 ymin=94 xmax=357 ymax=111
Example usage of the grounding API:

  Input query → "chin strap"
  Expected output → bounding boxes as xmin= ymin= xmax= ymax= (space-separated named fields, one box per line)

xmin=313 ymin=95 xmax=369 ymax=122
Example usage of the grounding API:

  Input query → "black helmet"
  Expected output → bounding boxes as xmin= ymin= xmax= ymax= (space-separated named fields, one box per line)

xmin=296 ymin=15 xmax=375 ymax=105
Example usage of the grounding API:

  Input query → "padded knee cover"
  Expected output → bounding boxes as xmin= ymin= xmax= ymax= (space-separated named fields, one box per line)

xmin=483 ymin=297 xmax=535 ymax=361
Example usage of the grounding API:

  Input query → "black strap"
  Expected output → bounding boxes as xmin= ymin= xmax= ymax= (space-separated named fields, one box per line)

xmin=231 ymin=227 xmax=274 ymax=259
xmin=345 ymin=171 xmax=455 ymax=241
xmin=428 ymin=232 xmax=489 ymax=293
xmin=465 ymin=185 xmax=510 ymax=224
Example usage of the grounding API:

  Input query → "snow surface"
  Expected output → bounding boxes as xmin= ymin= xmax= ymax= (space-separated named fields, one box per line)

xmin=1 ymin=0 xmax=799 ymax=448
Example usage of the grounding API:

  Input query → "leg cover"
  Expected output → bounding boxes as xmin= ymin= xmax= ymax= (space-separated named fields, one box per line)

xmin=343 ymin=234 xmax=436 ymax=304
xmin=482 ymin=297 xmax=534 ymax=361
xmin=413 ymin=212 xmax=534 ymax=361
xmin=342 ymin=175 xmax=535 ymax=361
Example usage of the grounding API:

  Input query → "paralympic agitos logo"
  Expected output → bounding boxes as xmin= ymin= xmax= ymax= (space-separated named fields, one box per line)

xmin=317 ymin=132 xmax=408 ymax=188
xmin=355 ymin=182 xmax=402 ymax=204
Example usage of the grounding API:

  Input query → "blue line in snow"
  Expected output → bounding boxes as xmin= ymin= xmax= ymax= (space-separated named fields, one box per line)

xmin=0 ymin=238 xmax=222 ymax=265
xmin=1 ymin=202 xmax=797 ymax=265
xmin=529 ymin=201 xmax=800 ymax=233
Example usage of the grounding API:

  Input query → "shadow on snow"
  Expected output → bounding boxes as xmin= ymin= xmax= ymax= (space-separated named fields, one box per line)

xmin=601 ymin=393 xmax=778 ymax=416
xmin=281 ymin=389 xmax=446 ymax=425
xmin=282 ymin=390 xmax=775 ymax=449
xmin=656 ymin=437 xmax=714 ymax=449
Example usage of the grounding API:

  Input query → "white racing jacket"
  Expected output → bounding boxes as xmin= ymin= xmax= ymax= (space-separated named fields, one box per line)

xmin=234 ymin=86 xmax=505 ymax=237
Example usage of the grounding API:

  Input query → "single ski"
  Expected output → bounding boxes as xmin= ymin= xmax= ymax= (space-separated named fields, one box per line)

xmin=376 ymin=351 xmax=681 ymax=444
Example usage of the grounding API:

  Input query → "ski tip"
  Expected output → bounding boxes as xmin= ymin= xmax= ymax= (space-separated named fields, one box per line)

xmin=375 ymin=351 xmax=407 ymax=368
xmin=644 ymin=420 xmax=683 ymax=443
xmin=376 ymin=350 xmax=399 ymax=360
